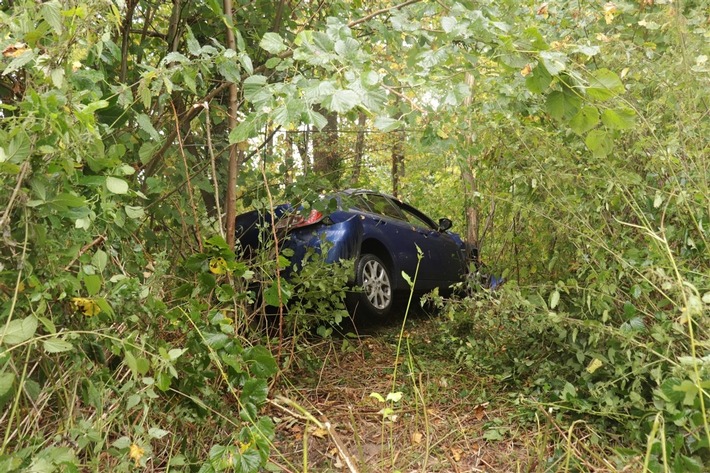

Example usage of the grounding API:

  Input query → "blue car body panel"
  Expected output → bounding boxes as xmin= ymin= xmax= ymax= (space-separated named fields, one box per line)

xmin=235 ymin=190 xmax=472 ymax=293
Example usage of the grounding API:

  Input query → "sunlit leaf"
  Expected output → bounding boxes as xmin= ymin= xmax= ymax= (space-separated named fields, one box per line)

xmin=106 ymin=176 xmax=129 ymax=194
xmin=601 ymin=107 xmax=636 ymax=130
xmin=587 ymin=68 xmax=624 ymax=101
xmin=260 ymin=32 xmax=287 ymax=54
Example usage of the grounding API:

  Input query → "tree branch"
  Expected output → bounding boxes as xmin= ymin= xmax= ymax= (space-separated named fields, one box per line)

xmin=348 ymin=0 xmax=422 ymax=27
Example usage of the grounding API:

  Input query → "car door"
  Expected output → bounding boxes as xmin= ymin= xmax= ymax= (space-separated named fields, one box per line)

xmin=354 ymin=192 xmax=443 ymax=288
xmin=396 ymin=202 xmax=467 ymax=287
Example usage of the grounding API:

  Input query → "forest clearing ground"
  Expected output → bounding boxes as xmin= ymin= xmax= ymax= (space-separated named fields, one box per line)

xmin=268 ymin=314 xmax=547 ymax=473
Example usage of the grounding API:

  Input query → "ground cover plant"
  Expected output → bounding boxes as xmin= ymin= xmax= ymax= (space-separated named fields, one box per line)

xmin=1 ymin=0 xmax=708 ymax=471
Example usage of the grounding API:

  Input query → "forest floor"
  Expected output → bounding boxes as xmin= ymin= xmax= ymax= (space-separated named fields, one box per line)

xmin=267 ymin=312 xmax=551 ymax=473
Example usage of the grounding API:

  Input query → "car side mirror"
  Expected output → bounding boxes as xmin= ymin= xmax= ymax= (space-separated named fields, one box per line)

xmin=437 ymin=218 xmax=453 ymax=232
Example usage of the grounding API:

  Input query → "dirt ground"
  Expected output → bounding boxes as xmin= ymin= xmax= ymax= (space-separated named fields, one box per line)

xmin=267 ymin=315 xmax=543 ymax=473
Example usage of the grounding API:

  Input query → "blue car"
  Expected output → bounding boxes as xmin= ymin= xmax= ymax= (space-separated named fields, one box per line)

xmin=235 ymin=189 xmax=475 ymax=318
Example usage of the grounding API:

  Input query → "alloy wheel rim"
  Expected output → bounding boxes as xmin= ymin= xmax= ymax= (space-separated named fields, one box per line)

xmin=362 ymin=259 xmax=392 ymax=310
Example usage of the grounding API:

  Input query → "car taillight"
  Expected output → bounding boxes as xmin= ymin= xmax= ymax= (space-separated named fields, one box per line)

xmin=274 ymin=209 xmax=325 ymax=232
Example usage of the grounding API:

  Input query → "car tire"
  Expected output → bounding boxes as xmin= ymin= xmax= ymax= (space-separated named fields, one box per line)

xmin=351 ymin=254 xmax=393 ymax=319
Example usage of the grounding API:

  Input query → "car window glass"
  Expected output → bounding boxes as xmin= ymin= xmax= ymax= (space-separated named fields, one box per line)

xmin=400 ymin=206 xmax=435 ymax=230
xmin=359 ymin=194 xmax=407 ymax=221
xmin=347 ymin=194 xmax=373 ymax=212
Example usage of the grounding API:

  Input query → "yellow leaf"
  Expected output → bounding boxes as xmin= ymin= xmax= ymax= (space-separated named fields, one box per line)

xmin=2 ymin=42 xmax=28 ymax=58
xmin=450 ymin=446 xmax=463 ymax=462
xmin=536 ymin=3 xmax=549 ymax=18
xmin=209 ymin=257 xmax=227 ymax=274
xmin=411 ymin=431 xmax=423 ymax=444
xmin=129 ymin=444 xmax=144 ymax=466
xmin=71 ymin=297 xmax=101 ymax=317
xmin=521 ymin=64 xmax=533 ymax=77
xmin=311 ymin=427 xmax=328 ymax=439
xmin=603 ymin=2 xmax=617 ymax=24
xmin=586 ymin=358 xmax=603 ymax=374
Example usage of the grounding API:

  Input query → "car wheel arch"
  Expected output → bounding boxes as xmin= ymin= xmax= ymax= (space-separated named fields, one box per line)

xmin=359 ymin=239 xmax=395 ymax=279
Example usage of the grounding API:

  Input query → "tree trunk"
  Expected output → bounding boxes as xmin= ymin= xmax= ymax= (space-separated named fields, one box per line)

xmin=351 ymin=112 xmax=366 ymax=186
xmin=462 ymin=71 xmax=480 ymax=264
xmin=391 ymin=129 xmax=405 ymax=198
xmin=312 ymin=105 xmax=340 ymax=187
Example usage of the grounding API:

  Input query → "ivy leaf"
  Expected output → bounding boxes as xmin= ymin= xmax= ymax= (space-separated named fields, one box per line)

xmin=569 ymin=106 xmax=600 ymax=135
xmin=601 ymin=107 xmax=636 ymax=130
xmin=260 ymin=32 xmax=287 ymax=54
xmin=587 ymin=68 xmax=624 ymax=101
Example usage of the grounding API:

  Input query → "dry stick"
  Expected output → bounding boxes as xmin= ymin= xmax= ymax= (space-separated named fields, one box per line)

xmin=171 ymin=100 xmax=203 ymax=252
xmin=142 ymin=82 xmax=230 ymax=178
xmin=202 ymin=101 xmax=224 ymax=238
xmin=268 ymin=397 xmax=360 ymax=473
xmin=63 ymin=235 xmax=106 ymax=271
xmin=348 ymin=0 xmax=422 ymax=27
xmin=0 ymin=161 xmax=29 ymax=231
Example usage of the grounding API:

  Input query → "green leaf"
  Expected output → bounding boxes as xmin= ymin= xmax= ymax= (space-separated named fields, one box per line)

xmin=5 ymin=133 xmax=31 ymax=163
xmin=260 ymin=32 xmax=287 ymax=54
xmin=136 ymin=113 xmax=161 ymax=141
xmin=569 ymin=106 xmax=600 ymax=135
xmin=92 ymin=249 xmax=108 ymax=272
xmin=43 ymin=338 xmax=74 ymax=353
xmin=525 ymin=64 xmax=552 ymax=94
xmin=139 ymin=142 xmax=159 ymax=165
xmin=305 ymin=109 xmax=328 ymax=130
xmin=539 ymin=51 xmax=567 ymax=76
xmin=112 ymin=436 xmax=131 ymax=449
xmin=229 ymin=114 xmax=265 ymax=143
xmin=0 ymin=316 xmax=38 ymax=346
xmin=148 ymin=427 xmax=170 ymax=439
xmin=125 ymin=205 xmax=145 ymax=220
xmin=41 ymin=1 xmax=63 ymax=34
xmin=243 ymin=346 xmax=278 ymax=378
xmin=601 ymin=107 xmax=636 ymax=130
xmin=106 ymin=176 xmax=129 ymax=194
xmin=2 ymin=49 xmax=35 ymax=76
xmin=322 ymin=89 xmax=359 ymax=114
xmin=549 ymin=290 xmax=560 ymax=309
xmin=374 ymin=117 xmax=401 ymax=132
xmin=52 ymin=193 xmax=86 ymax=208
xmin=546 ymin=91 xmax=581 ymax=122
xmin=83 ymin=274 xmax=102 ymax=296
xmin=0 ymin=372 xmax=15 ymax=398
xmin=587 ymin=68 xmax=624 ymax=101
xmin=241 ymin=378 xmax=268 ymax=406
xmin=585 ymin=129 xmax=613 ymax=158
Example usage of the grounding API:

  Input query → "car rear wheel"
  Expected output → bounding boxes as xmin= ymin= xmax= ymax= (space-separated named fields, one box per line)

xmin=353 ymin=254 xmax=393 ymax=318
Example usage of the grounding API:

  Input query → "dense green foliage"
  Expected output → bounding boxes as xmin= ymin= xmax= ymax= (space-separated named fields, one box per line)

xmin=0 ymin=0 xmax=708 ymax=471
